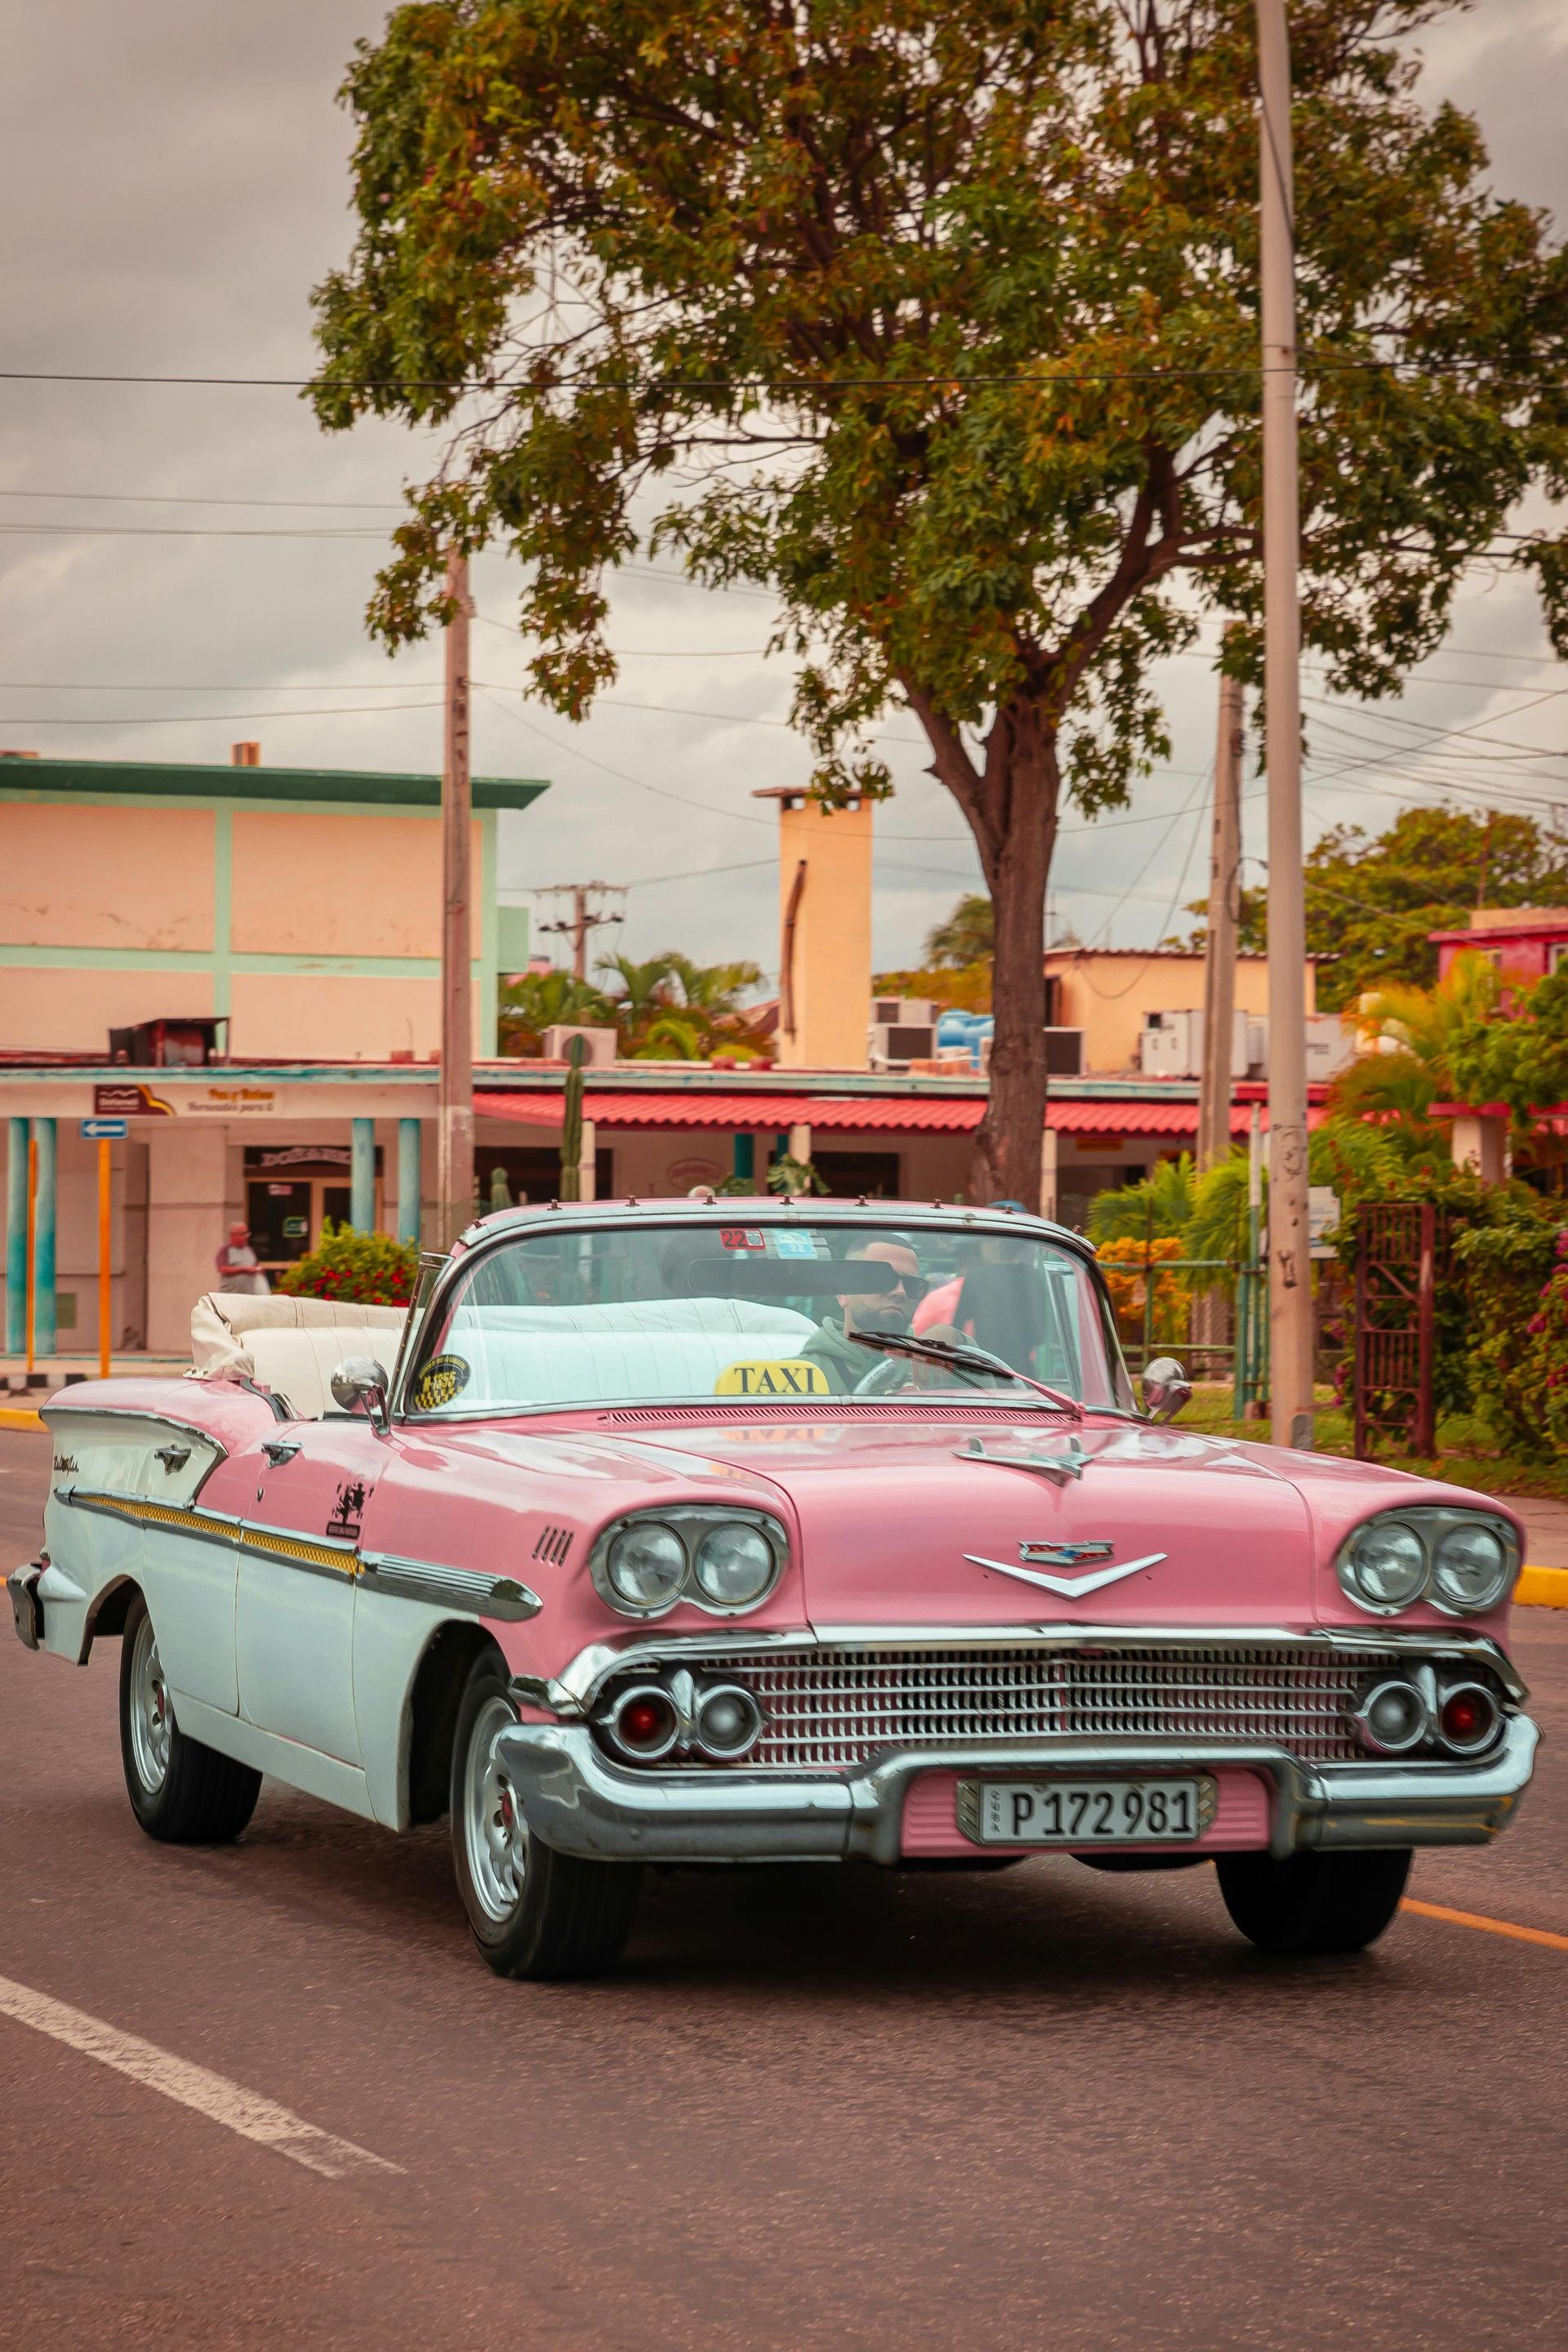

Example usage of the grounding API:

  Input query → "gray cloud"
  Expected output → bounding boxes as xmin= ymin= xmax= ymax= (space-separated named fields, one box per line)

xmin=1 ymin=2 xmax=1561 ymax=992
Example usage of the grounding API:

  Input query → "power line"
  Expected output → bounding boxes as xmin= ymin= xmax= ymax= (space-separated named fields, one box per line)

xmin=531 ymin=880 xmax=627 ymax=979
xmin=0 ymin=355 xmax=1557 ymax=390
xmin=0 ymin=697 xmax=443 ymax=727
xmin=0 ymin=488 xmax=405 ymax=511
xmin=477 ymin=686 xmax=775 ymax=827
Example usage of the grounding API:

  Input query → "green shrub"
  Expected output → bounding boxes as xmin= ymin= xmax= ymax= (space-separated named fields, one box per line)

xmin=1455 ymin=1196 xmax=1565 ymax=1457
xmin=276 ymin=1219 xmax=419 ymax=1307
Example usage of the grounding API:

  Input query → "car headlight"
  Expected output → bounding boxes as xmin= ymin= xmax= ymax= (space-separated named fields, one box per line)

xmin=1432 ymin=1522 xmax=1512 ymax=1615
xmin=693 ymin=1524 xmax=777 ymax=1607
xmin=1339 ymin=1519 xmax=1427 ymax=1614
xmin=591 ymin=1508 xmax=788 ymax=1618
xmin=605 ymin=1524 xmax=686 ymax=1612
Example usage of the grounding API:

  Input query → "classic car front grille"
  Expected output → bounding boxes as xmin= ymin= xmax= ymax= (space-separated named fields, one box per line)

xmin=629 ymin=1642 xmax=1433 ymax=1771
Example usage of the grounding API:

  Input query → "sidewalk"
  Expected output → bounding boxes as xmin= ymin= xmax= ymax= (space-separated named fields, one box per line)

xmin=2 ymin=1352 xmax=185 ymax=1393
xmin=0 ymin=1352 xmax=185 ymax=1428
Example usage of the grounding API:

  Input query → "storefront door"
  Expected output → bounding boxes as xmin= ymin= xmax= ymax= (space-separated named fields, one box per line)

xmin=245 ymin=1151 xmax=383 ymax=1276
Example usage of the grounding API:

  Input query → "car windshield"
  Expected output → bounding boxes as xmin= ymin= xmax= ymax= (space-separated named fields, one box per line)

xmin=404 ymin=1217 xmax=1133 ymax=1416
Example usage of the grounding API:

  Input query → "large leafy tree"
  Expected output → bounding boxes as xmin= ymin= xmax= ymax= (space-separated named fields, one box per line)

xmin=1172 ymin=806 xmax=1568 ymax=1003
xmin=310 ymin=0 xmax=1568 ymax=1201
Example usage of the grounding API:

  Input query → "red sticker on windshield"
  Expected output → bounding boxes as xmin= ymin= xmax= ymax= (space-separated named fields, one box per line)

xmin=719 ymin=1227 xmax=765 ymax=1250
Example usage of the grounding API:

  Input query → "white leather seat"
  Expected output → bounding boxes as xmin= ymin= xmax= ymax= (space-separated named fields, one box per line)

xmin=189 ymin=1293 xmax=408 ymax=1419
xmin=435 ymin=1298 xmax=821 ymax=1408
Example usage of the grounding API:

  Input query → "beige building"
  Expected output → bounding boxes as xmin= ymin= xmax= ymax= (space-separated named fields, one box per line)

xmin=1045 ymin=947 xmax=1317 ymax=1076
xmin=755 ymin=786 xmax=874 ymax=1071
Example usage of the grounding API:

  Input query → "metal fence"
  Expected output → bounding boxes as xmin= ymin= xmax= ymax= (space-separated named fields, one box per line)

xmin=1105 ymin=1250 xmax=1269 ymax=1419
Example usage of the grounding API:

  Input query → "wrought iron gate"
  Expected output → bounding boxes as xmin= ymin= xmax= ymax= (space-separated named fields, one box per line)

xmin=1352 ymin=1202 xmax=1440 ymax=1459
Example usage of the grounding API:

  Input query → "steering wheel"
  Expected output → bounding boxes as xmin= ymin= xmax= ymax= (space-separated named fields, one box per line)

xmin=853 ymin=1354 xmax=918 ymax=1396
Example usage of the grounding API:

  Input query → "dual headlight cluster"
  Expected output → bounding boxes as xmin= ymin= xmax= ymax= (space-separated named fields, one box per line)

xmin=590 ymin=1506 xmax=786 ymax=1619
xmin=1338 ymin=1508 xmax=1518 ymax=1618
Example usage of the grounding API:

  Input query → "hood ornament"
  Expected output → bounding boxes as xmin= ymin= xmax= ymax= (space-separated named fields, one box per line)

xmin=963 ymin=1541 xmax=1168 ymax=1599
xmin=955 ymin=1436 xmax=1089 ymax=1486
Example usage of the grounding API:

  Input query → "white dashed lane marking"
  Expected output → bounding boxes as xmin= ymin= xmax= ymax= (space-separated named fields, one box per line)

xmin=0 ymin=1971 xmax=403 ymax=2179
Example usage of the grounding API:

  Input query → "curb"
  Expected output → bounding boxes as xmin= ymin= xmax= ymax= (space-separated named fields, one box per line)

xmin=0 ymin=1405 xmax=44 ymax=1431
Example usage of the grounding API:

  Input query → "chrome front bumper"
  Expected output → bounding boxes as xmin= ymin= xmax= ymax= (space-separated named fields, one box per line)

xmin=494 ymin=1713 xmax=1539 ymax=1868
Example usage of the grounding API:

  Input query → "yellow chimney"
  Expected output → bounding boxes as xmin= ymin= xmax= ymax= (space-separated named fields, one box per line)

xmin=754 ymin=786 xmax=874 ymax=1070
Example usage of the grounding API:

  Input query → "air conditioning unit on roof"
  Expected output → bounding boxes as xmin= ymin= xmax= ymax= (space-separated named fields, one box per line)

xmin=868 ymin=1020 xmax=938 ymax=1070
xmin=540 ymin=1023 xmax=618 ymax=1067
xmin=1139 ymin=1009 xmax=1252 ymax=1080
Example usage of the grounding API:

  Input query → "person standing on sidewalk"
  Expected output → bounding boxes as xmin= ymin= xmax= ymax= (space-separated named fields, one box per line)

xmin=214 ymin=1223 xmax=270 ymax=1295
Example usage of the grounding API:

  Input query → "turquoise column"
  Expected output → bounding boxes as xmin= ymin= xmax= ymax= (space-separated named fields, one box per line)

xmin=396 ymin=1119 xmax=421 ymax=1246
xmin=5 ymin=1118 xmax=27 ymax=1354
xmin=350 ymin=1118 xmax=376 ymax=1234
xmin=732 ymin=1134 xmax=755 ymax=1190
xmin=31 ymin=1118 xmax=56 ymax=1357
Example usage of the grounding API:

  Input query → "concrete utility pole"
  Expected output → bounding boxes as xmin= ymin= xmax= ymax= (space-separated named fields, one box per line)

xmin=1257 ymin=0 xmax=1314 ymax=1450
xmin=1196 ymin=659 xmax=1245 ymax=1175
xmin=437 ymin=545 xmax=474 ymax=1250
xmin=534 ymin=882 xmax=626 ymax=979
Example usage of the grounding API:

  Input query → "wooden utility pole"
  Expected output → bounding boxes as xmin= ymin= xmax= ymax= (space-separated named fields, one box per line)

xmin=437 ymin=545 xmax=474 ymax=1249
xmin=1196 ymin=660 xmax=1245 ymax=1175
xmin=534 ymin=881 xmax=625 ymax=978
xmin=1257 ymin=0 xmax=1313 ymax=1451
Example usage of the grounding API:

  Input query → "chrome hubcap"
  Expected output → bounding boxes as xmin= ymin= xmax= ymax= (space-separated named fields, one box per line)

xmin=463 ymin=1695 xmax=528 ymax=1922
xmin=128 ymin=1614 xmax=172 ymax=1792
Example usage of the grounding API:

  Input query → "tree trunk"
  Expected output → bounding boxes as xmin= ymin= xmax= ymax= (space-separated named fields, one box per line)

xmin=969 ymin=710 xmax=1058 ymax=1207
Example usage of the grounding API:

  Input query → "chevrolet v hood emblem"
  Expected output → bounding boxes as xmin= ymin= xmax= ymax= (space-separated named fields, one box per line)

xmin=963 ymin=1541 xmax=1168 ymax=1599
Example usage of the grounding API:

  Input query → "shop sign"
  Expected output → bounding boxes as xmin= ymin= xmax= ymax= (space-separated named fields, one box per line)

xmin=184 ymin=1085 xmax=276 ymax=1117
xmin=1308 ymin=1187 xmax=1341 ymax=1258
xmin=249 ymin=1143 xmax=352 ymax=1169
xmin=93 ymin=1083 xmax=173 ymax=1118
xmin=666 ymin=1156 xmax=726 ymax=1189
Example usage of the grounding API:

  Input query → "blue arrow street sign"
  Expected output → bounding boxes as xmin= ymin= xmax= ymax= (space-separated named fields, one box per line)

xmin=79 ymin=1118 xmax=128 ymax=1140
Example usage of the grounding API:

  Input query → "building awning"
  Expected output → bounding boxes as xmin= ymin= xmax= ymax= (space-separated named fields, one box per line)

xmin=474 ymin=1089 xmax=1298 ymax=1139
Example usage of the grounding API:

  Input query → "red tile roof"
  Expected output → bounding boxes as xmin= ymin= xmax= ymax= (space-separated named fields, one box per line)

xmin=474 ymin=1089 xmax=1295 ymax=1138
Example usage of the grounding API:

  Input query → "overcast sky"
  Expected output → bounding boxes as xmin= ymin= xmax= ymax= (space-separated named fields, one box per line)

xmin=2 ymin=2 xmax=1566 ymax=991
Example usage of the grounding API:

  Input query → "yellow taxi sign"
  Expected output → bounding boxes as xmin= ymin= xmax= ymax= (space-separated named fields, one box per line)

xmin=714 ymin=1358 xmax=830 ymax=1397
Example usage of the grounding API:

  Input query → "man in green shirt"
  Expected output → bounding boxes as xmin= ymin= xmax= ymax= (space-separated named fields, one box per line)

xmin=799 ymin=1239 xmax=923 ymax=1394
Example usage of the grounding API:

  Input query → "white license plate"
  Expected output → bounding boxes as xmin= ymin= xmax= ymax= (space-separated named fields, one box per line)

xmin=960 ymin=1776 xmax=1212 ymax=1846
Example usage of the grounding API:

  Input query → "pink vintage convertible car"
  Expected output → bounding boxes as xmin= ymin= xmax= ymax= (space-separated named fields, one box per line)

xmin=9 ymin=1199 xmax=1536 ymax=1978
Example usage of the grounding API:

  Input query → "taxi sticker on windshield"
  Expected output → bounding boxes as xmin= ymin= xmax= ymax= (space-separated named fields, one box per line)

xmin=719 ymin=1227 xmax=766 ymax=1250
xmin=412 ymin=1352 xmax=470 ymax=1411
xmin=715 ymin=1358 xmax=830 ymax=1397
xmin=772 ymin=1230 xmax=823 ymax=1258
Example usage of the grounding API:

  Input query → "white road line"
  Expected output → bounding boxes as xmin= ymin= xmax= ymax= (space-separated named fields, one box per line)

xmin=0 ymin=1972 xmax=403 ymax=2180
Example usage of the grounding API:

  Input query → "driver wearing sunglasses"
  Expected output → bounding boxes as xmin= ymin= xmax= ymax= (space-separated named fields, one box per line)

xmin=797 ymin=1239 xmax=929 ymax=1392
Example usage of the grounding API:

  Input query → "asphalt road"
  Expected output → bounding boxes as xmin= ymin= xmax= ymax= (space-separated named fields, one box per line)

xmin=2 ymin=1423 xmax=1563 ymax=2352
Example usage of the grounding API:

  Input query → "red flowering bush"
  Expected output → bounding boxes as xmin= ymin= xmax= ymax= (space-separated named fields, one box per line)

xmin=276 ymin=1220 xmax=418 ymax=1307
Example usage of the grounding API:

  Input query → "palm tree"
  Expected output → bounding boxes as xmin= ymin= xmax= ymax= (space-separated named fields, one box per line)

xmin=924 ymin=893 xmax=994 ymax=968
xmin=1086 ymin=1155 xmax=1196 ymax=1248
xmin=497 ymin=968 xmax=615 ymax=1056
xmin=598 ymin=950 xmax=769 ymax=1058
xmin=1330 ymin=949 xmax=1499 ymax=1134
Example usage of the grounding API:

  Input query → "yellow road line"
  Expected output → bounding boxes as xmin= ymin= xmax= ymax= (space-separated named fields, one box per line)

xmin=1401 ymin=1898 xmax=1568 ymax=1953
xmin=1516 ymin=1565 xmax=1568 ymax=1609
xmin=0 ymin=1405 xmax=43 ymax=1430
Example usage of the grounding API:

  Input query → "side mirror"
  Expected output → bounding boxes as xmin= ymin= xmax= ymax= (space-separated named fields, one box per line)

xmin=1141 ymin=1356 xmax=1192 ymax=1425
xmin=330 ymin=1355 xmax=390 ymax=1436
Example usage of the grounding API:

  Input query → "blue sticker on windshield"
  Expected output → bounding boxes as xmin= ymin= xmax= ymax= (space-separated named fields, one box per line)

xmin=772 ymin=1231 xmax=820 ymax=1258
